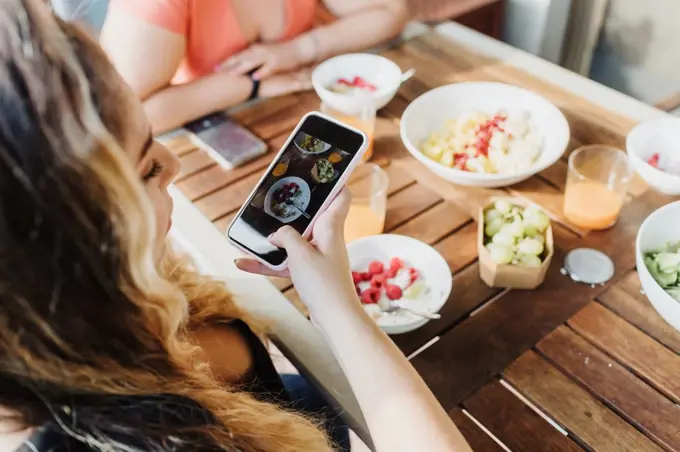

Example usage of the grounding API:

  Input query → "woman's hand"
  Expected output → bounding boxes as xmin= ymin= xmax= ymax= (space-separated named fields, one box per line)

xmin=259 ymin=69 xmax=313 ymax=98
xmin=219 ymin=40 xmax=309 ymax=80
xmin=235 ymin=189 xmax=359 ymax=317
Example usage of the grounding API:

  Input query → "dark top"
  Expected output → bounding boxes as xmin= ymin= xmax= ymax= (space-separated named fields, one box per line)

xmin=18 ymin=321 xmax=289 ymax=451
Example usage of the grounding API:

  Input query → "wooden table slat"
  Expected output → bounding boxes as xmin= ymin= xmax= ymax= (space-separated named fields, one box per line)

xmin=504 ymin=350 xmax=664 ymax=452
xmin=384 ymin=182 xmax=442 ymax=230
xmin=175 ymin=132 xmax=290 ymax=201
xmin=161 ymin=134 xmax=198 ymax=156
xmin=390 ymin=201 xmax=471 ymax=243
xmin=463 ymin=380 xmax=584 ymax=452
xmin=597 ymin=270 xmax=680 ymax=355
xmin=230 ymin=95 xmax=300 ymax=128
xmin=393 ymin=262 xmax=501 ymax=355
xmin=246 ymin=91 xmax=320 ymax=140
xmin=538 ymin=155 xmax=570 ymax=190
xmin=176 ymin=149 xmax=217 ymax=182
xmin=449 ymin=408 xmax=507 ymax=452
xmin=537 ymin=325 xmax=680 ymax=451
xmin=434 ymin=222 xmax=481 ymax=273
xmin=383 ymin=163 xmax=417 ymax=195
xmin=193 ymin=171 xmax=266 ymax=221
xmin=568 ymin=302 xmax=680 ymax=404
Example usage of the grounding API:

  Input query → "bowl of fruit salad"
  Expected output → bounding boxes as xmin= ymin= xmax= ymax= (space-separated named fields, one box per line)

xmin=627 ymin=117 xmax=680 ymax=195
xmin=348 ymin=234 xmax=452 ymax=335
xmin=636 ymin=200 xmax=680 ymax=332
xmin=479 ymin=198 xmax=554 ymax=289
xmin=400 ymin=82 xmax=569 ymax=187
xmin=312 ymin=53 xmax=403 ymax=115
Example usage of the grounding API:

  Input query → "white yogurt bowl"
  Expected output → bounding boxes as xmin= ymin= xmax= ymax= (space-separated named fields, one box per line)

xmin=626 ymin=117 xmax=680 ymax=195
xmin=312 ymin=53 xmax=402 ymax=115
xmin=636 ymin=200 xmax=680 ymax=332
xmin=347 ymin=234 xmax=452 ymax=335
xmin=400 ymin=82 xmax=570 ymax=188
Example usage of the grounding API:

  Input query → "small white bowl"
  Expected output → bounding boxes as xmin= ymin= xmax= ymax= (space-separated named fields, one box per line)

xmin=626 ymin=117 xmax=680 ymax=195
xmin=347 ymin=234 xmax=452 ymax=335
xmin=636 ymin=200 xmax=680 ymax=332
xmin=400 ymin=82 xmax=570 ymax=188
xmin=312 ymin=54 xmax=402 ymax=115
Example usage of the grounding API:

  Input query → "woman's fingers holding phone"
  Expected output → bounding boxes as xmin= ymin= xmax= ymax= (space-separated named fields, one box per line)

xmin=268 ymin=226 xmax=313 ymax=253
xmin=310 ymin=188 xmax=352 ymax=253
xmin=233 ymin=226 xmax=313 ymax=278
xmin=237 ymin=189 xmax=357 ymax=316
xmin=272 ymin=190 xmax=357 ymax=316
xmin=234 ymin=258 xmax=290 ymax=278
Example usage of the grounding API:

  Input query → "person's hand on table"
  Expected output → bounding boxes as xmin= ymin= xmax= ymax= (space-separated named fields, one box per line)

xmin=219 ymin=41 xmax=309 ymax=80
xmin=259 ymin=68 xmax=314 ymax=98
xmin=235 ymin=189 xmax=359 ymax=319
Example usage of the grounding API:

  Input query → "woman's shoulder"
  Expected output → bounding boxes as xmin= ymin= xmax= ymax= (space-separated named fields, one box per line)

xmin=191 ymin=320 xmax=255 ymax=382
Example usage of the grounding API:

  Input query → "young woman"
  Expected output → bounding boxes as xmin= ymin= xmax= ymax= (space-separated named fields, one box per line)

xmin=0 ymin=1 xmax=471 ymax=451
xmin=99 ymin=0 xmax=409 ymax=134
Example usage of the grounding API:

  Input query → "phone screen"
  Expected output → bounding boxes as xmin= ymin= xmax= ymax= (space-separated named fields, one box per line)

xmin=185 ymin=112 xmax=266 ymax=168
xmin=228 ymin=114 xmax=365 ymax=266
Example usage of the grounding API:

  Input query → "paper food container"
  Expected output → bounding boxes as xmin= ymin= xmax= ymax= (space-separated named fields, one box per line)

xmin=478 ymin=197 xmax=554 ymax=290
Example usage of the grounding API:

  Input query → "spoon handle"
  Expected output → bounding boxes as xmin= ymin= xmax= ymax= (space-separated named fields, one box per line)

xmin=291 ymin=203 xmax=311 ymax=219
xmin=397 ymin=305 xmax=441 ymax=320
xmin=400 ymin=68 xmax=416 ymax=83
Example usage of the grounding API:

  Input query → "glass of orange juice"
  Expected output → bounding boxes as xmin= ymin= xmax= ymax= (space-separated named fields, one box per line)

xmin=563 ymin=145 xmax=633 ymax=230
xmin=344 ymin=163 xmax=389 ymax=243
xmin=320 ymin=102 xmax=376 ymax=161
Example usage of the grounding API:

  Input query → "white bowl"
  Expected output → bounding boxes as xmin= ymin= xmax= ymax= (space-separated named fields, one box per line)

xmin=626 ymin=117 xmax=680 ymax=195
xmin=312 ymin=54 xmax=402 ymax=114
xmin=400 ymin=82 xmax=570 ymax=188
xmin=636 ymin=200 xmax=680 ymax=332
xmin=347 ymin=234 xmax=452 ymax=335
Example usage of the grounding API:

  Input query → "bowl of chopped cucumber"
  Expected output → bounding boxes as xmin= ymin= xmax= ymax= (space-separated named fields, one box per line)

xmin=636 ymin=201 xmax=680 ymax=332
xmin=479 ymin=198 xmax=554 ymax=289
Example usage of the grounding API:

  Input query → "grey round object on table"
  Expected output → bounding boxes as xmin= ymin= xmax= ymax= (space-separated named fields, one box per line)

xmin=563 ymin=248 xmax=615 ymax=285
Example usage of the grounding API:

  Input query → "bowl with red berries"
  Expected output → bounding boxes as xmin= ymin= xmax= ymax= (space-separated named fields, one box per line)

xmin=627 ymin=117 xmax=680 ymax=195
xmin=348 ymin=234 xmax=452 ymax=335
xmin=312 ymin=53 xmax=403 ymax=115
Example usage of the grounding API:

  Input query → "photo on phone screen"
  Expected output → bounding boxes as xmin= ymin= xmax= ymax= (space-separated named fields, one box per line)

xmin=228 ymin=114 xmax=365 ymax=267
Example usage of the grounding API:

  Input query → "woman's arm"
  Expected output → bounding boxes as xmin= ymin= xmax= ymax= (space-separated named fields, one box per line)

xmin=100 ymin=12 xmax=252 ymax=134
xmin=308 ymin=0 xmax=409 ymax=60
xmin=223 ymin=0 xmax=409 ymax=80
xmin=236 ymin=190 xmax=471 ymax=452
xmin=312 ymin=294 xmax=471 ymax=452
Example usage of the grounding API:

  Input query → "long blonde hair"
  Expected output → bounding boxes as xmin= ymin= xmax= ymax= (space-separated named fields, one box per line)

xmin=0 ymin=0 xmax=333 ymax=450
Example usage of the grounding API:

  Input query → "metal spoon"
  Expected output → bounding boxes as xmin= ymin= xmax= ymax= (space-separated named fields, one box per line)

xmin=400 ymin=68 xmax=416 ymax=84
xmin=382 ymin=303 xmax=441 ymax=320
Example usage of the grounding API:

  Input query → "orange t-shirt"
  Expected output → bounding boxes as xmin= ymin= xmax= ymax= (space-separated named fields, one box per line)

xmin=110 ymin=0 xmax=317 ymax=84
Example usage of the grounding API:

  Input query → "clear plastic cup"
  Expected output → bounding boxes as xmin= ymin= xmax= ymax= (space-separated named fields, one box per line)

xmin=320 ymin=102 xmax=376 ymax=161
xmin=563 ymin=145 xmax=633 ymax=230
xmin=344 ymin=163 xmax=389 ymax=242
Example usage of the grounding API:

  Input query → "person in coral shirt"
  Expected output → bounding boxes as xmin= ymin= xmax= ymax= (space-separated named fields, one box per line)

xmin=101 ymin=0 xmax=408 ymax=133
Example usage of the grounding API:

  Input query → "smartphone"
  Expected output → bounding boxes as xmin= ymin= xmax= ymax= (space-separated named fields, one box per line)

xmin=227 ymin=112 xmax=367 ymax=270
xmin=184 ymin=111 xmax=267 ymax=169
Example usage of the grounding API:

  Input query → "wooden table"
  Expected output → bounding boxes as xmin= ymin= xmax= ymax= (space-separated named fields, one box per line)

xmin=166 ymin=31 xmax=680 ymax=452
